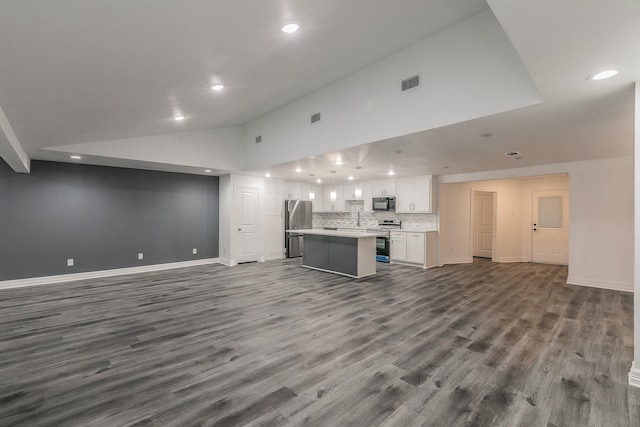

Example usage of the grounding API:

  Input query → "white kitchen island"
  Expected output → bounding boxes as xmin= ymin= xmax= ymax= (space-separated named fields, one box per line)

xmin=288 ymin=229 xmax=377 ymax=278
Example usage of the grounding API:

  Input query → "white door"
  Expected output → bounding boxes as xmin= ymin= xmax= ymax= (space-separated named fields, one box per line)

xmin=473 ymin=192 xmax=494 ymax=258
xmin=235 ymin=187 xmax=259 ymax=263
xmin=532 ymin=190 xmax=569 ymax=265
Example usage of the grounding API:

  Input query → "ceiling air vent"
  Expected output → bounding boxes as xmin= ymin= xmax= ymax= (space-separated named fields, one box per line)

xmin=310 ymin=112 xmax=321 ymax=124
xmin=504 ymin=151 xmax=524 ymax=159
xmin=255 ymin=135 xmax=262 ymax=144
xmin=401 ymin=74 xmax=420 ymax=92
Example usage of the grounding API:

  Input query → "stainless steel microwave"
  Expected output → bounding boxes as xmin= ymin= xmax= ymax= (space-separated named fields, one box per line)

xmin=372 ymin=197 xmax=395 ymax=211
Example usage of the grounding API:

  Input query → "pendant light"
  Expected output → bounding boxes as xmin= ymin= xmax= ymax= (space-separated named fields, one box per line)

xmin=330 ymin=171 xmax=337 ymax=201
xmin=354 ymin=167 xmax=362 ymax=198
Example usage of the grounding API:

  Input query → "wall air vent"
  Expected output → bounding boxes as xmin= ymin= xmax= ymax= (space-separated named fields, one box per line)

xmin=255 ymin=135 xmax=262 ymax=144
xmin=310 ymin=112 xmax=321 ymax=124
xmin=401 ymin=74 xmax=420 ymax=92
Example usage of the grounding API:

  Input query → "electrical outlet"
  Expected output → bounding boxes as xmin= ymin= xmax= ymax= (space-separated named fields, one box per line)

xmin=67 ymin=258 xmax=74 ymax=267
xmin=138 ymin=253 xmax=144 ymax=260
xmin=192 ymin=248 xmax=197 ymax=255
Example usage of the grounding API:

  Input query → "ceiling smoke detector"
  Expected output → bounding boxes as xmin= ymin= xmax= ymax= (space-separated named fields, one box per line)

xmin=504 ymin=151 xmax=524 ymax=159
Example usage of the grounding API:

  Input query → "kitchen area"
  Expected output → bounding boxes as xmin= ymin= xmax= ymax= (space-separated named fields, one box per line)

xmin=284 ymin=175 xmax=438 ymax=277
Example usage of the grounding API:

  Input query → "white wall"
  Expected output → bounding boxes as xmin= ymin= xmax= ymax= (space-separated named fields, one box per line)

xmin=46 ymin=127 xmax=245 ymax=173
xmin=440 ymin=156 xmax=633 ymax=292
xmin=567 ymin=157 xmax=633 ymax=291
xmin=242 ymin=10 xmax=541 ymax=171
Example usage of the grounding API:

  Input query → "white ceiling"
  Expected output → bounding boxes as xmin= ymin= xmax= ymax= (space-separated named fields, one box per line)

xmin=0 ymin=0 xmax=638 ymax=181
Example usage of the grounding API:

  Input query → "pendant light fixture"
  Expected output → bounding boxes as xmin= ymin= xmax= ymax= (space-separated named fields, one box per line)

xmin=330 ymin=171 xmax=337 ymax=202
xmin=354 ymin=167 xmax=362 ymax=198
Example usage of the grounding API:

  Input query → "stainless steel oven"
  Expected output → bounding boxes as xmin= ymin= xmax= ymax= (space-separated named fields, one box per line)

xmin=376 ymin=236 xmax=390 ymax=257
xmin=367 ymin=219 xmax=401 ymax=263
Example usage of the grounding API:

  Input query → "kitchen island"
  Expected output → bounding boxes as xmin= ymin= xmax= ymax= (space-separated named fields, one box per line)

xmin=287 ymin=229 xmax=377 ymax=278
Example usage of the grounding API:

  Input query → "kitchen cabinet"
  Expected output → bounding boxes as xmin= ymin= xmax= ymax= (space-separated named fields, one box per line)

xmin=343 ymin=183 xmax=365 ymax=200
xmin=390 ymin=231 xmax=438 ymax=269
xmin=395 ymin=176 xmax=432 ymax=213
xmin=284 ymin=181 xmax=303 ymax=200
xmin=322 ymin=185 xmax=345 ymax=212
xmin=371 ymin=179 xmax=396 ymax=197
xmin=406 ymin=232 xmax=426 ymax=264
xmin=390 ymin=231 xmax=407 ymax=262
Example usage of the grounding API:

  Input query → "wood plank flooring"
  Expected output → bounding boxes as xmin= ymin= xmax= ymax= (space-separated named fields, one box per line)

xmin=0 ymin=258 xmax=638 ymax=426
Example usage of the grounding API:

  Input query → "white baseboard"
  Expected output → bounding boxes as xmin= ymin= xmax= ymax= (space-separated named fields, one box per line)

xmin=629 ymin=362 xmax=640 ymax=388
xmin=218 ymin=258 xmax=237 ymax=267
xmin=496 ymin=257 xmax=527 ymax=263
xmin=566 ymin=276 xmax=633 ymax=293
xmin=440 ymin=257 xmax=473 ymax=265
xmin=0 ymin=258 xmax=220 ymax=290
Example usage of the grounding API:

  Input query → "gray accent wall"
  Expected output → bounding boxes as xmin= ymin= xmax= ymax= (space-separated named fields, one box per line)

xmin=0 ymin=160 xmax=219 ymax=281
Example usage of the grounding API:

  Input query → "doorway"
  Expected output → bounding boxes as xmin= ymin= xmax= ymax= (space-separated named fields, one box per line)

xmin=532 ymin=190 xmax=569 ymax=265
xmin=473 ymin=191 xmax=496 ymax=260
xmin=234 ymin=186 xmax=260 ymax=263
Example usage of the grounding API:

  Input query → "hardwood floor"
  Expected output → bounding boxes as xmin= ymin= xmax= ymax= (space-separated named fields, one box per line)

xmin=0 ymin=258 xmax=638 ymax=426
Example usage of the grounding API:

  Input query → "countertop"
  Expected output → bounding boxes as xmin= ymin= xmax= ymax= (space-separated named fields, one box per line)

xmin=287 ymin=229 xmax=376 ymax=239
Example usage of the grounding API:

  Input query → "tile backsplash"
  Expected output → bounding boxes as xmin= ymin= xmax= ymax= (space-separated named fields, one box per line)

xmin=313 ymin=201 xmax=438 ymax=231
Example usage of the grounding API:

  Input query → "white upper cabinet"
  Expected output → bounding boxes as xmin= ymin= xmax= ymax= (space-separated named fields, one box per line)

xmin=322 ymin=185 xmax=345 ymax=212
xmin=343 ymin=182 xmax=366 ymax=201
xmin=300 ymin=183 xmax=323 ymax=211
xmin=284 ymin=181 xmax=303 ymax=200
xmin=395 ymin=176 xmax=432 ymax=213
xmin=371 ymin=179 xmax=396 ymax=197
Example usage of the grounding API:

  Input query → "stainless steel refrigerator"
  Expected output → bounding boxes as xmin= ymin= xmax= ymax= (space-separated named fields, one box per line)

xmin=285 ymin=200 xmax=312 ymax=258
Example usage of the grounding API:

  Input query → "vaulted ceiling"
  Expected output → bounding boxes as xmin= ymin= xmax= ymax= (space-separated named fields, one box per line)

xmin=0 ymin=0 xmax=638 ymax=182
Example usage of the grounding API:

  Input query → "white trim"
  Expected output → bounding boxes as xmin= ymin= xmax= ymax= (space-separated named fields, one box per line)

xmin=566 ymin=276 xmax=633 ymax=293
xmin=440 ymin=257 xmax=473 ymax=265
xmin=629 ymin=362 xmax=640 ymax=388
xmin=0 ymin=258 xmax=220 ymax=290
xmin=496 ymin=257 xmax=527 ymax=263
xmin=218 ymin=258 xmax=237 ymax=267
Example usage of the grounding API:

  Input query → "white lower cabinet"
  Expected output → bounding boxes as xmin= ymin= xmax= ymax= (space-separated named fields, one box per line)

xmin=406 ymin=233 xmax=426 ymax=264
xmin=390 ymin=232 xmax=407 ymax=262
xmin=390 ymin=231 xmax=438 ymax=269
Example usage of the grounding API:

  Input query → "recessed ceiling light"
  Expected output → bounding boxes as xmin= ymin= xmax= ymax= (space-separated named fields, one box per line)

xmin=388 ymin=170 xmax=395 ymax=176
xmin=70 ymin=155 xmax=82 ymax=160
xmin=282 ymin=23 xmax=300 ymax=33
xmin=265 ymin=173 xmax=271 ymax=178
xmin=295 ymin=167 xmax=302 ymax=173
xmin=211 ymin=84 xmax=224 ymax=91
xmin=348 ymin=176 xmax=354 ymax=180
xmin=204 ymin=169 xmax=212 ymax=173
xmin=335 ymin=160 xmax=343 ymax=165
xmin=174 ymin=115 xmax=185 ymax=121
xmin=590 ymin=70 xmax=618 ymax=80
xmin=316 ymin=179 xmax=322 ymax=183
